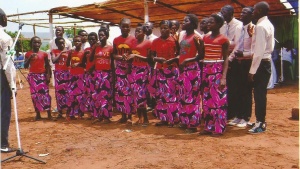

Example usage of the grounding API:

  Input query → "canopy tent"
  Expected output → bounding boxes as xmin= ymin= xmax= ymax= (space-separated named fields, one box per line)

xmin=49 ymin=0 xmax=297 ymax=27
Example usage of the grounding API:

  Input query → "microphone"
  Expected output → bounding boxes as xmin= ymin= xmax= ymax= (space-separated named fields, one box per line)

xmin=19 ymin=23 xmax=25 ymax=30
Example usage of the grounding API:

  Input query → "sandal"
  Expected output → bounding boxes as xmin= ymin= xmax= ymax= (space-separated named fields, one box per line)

xmin=199 ymin=130 xmax=212 ymax=135
xmin=155 ymin=121 xmax=168 ymax=126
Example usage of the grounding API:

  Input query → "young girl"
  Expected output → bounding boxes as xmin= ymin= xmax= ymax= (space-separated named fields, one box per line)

xmin=66 ymin=35 xmax=85 ymax=120
xmin=201 ymin=13 xmax=229 ymax=135
xmin=24 ymin=36 xmax=52 ymax=120
xmin=51 ymin=37 xmax=70 ymax=119
xmin=148 ymin=20 xmax=179 ymax=127
xmin=81 ymin=32 xmax=98 ymax=119
xmin=126 ymin=25 xmax=152 ymax=125
xmin=177 ymin=14 xmax=203 ymax=132
xmin=90 ymin=28 xmax=114 ymax=123
xmin=113 ymin=18 xmax=136 ymax=123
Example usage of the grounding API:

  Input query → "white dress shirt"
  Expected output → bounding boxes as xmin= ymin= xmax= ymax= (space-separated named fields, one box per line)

xmin=220 ymin=18 xmax=243 ymax=46
xmin=49 ymin=37 xmax=73 ymax=51
xmin=249 ymin=16 xmax=274 ymax=74
xmin=229 ymin=22 xmax=254 ymax=61
xmin=81 ymin=41 xmax=90 ymax=50
xmin=0 ymin=26 xmax=16 ymax=89
xmin=145 ymin=34 xmax=158 ymax=42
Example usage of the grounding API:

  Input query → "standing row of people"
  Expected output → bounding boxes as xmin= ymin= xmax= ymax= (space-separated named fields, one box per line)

xmin=23 ymin=1 xmax=274 ymax=136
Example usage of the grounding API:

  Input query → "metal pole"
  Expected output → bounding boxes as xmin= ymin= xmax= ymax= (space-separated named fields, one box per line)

xmin=144 ymin=0 xmax=149 ymax=23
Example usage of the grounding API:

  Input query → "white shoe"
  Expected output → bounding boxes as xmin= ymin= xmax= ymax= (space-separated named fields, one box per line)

xmin=228 ymin=118 xmax=241 ymax=126
xmin=236 ymin=119 xmax=248 ymax=128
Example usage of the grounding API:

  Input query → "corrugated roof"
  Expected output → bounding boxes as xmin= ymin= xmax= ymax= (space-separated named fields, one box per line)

xmin=49 ymin=0 xmax=295 ymax=26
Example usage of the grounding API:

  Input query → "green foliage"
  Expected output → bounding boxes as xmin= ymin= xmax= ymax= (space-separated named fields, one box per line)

xmin=40 ymin=44 xmax=50 ymax=51
xmin=65 ymin=28 xmax=83 ymax=38
xmin=5 ymin=30 xmax=31 ymax=52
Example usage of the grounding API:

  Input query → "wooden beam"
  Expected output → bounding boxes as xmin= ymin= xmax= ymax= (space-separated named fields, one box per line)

xmin=7 ymin=10 xmax=48 ymax=17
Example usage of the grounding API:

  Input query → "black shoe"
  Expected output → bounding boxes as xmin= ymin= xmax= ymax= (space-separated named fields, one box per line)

xmin=1 ymin=147 xmax=17 ymax=153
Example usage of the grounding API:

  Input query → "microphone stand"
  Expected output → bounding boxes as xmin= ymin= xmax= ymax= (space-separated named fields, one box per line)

xmin=1 ymin=23 xmax=46 ymax=164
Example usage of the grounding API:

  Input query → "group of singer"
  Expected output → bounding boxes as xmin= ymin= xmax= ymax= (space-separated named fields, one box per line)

xmin=21 ymin=1 xmax=273 ymax=136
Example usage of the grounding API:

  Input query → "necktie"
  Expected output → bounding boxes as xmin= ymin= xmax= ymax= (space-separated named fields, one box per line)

xmin=226 ymin=24 xmax=230 ymax=37
xmin=237 ymin=27 xmax=245 ymax=51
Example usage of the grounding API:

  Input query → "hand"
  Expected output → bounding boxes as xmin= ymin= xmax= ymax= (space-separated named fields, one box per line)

xmin=234 ymin=50 xmax=243 ymax=57
xmin=30 ymin=53 xmax=37 ymax=59
xmin=125 ymin=54 xmax=135 ymax=61
xmin=164 ymin=59 xmax=173 ymax=65
xmin=248 ymin=73 xmax=254 ymax=82
xmin=72 ymin=63 xmax=79 ymax=68
xmin=219 ymin=78 xmax=226 ymax=91
xmin=155 ymin=57 xmax=166 ymax=63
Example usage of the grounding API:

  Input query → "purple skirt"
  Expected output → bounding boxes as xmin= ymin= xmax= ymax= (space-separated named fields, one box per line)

xmin=67 ymin=73 xmax=85 ymax=116
xmin=27 ymin=73 xmax=51 ymax=112
xmin=93 ymin=70 xmax=113 ymax=118
xmin=148 ymin=66 xmax=179 ymax=124
xmin=54 ymin=70 xmax=70 ymax=111
xmin=202 ymin=62 xmax=227 ymax=134
xmin=128 ymin=65 xmax=149 ymax=112
xmin=178 ymin=62 xmax=201 ymax=128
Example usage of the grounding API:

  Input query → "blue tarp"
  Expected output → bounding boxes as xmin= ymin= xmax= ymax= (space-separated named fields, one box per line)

xmin=287 ymin=0 xmax=298 ymax=14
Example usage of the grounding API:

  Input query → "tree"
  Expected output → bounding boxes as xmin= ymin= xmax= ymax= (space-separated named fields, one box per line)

xmin=5 ymin=30 xmax=31 ymax=52
xmin=65 ymin=28 xmax=83 ymax=39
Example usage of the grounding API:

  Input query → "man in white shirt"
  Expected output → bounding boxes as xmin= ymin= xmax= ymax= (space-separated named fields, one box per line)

xmin=49 ymin=26 xmax=72 ymax=51
xmin=248 ymin=1 xmax=274 ymax=134
xmin=0 ymin=8 xmax=17 ymax=153
xmin=228 ymin=7 xmax=254 ymax=128
xmin=78 ymin=30 xmax=90 ymax=50
xmin=220 ymin=5 xmax=243 ymax=121
xmin=143 ymin=22 xmax=158 ymax=42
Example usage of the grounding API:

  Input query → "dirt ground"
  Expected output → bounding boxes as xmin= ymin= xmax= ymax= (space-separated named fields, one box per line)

xmin=1 ymin=70 xmax=299 ymax=169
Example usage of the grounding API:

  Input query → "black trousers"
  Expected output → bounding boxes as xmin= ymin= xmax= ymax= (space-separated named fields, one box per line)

xmin=1 ymin=70 xmax=12 ymax=147
xmin=253 ymin=61 xmax=271 ymax=123
xmin=226 ymin=60 xmax=241 ymax=119
xmin=236 ymin=60 xmax=253 ymax=121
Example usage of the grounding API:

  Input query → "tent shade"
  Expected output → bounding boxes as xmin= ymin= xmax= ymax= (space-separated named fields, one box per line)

xmin=49 ymin=0 xmax=295 ymax=27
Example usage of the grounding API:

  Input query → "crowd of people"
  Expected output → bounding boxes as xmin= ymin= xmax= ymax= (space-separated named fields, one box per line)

xmin=1 ymin=1 xmax=277 ymax=152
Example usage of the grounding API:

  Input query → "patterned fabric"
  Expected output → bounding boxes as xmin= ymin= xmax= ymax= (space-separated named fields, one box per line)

xmin=82 ymin=71 xmax=95 ymax=113
xmin=115 ymin=61 xmax=133 ymax=115
xmin=128 ymin=65 xmax=149 ymax=113
xmin=27 ymin=73 xmax=51 ymax=112
xmin=178 ymin=62 xmax=201 ymax=128
xmin=148 ymin=66 xmax=179 ymax=124
xmin=202 ymin=62 xmax=227 ymax=134
xmin=93 ymin=70 xmax=113 ymax=118
xmin=54 ymin=70 xmax=70 ymax=111
xmin=67 ymin=74 xmax=85 ymax=116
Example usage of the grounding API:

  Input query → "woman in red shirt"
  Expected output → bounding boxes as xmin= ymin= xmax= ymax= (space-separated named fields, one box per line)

xmin=201 ymin=13 xmax=229 ymax=135
xmin=89 ymin=28 xmax=113 ymax=123
xmin=113 ymin=18 xmax=136 ymax=123
xmin=148 ymin=20 xmax=179 ymax=127
xmin=126 ymin=25 xmax=152 ymax=126
xmin=81 ymin=32 xmax=98 ymax=119
xmin=66 ymin=35 xmax=85 ymax=120
xmin=51 ymin=37 xmax=70 ymax=119
xmin=24 ymin=36 xmax=52 ymax=120
xmin=177 ymin=14 xmax=203 ymax=133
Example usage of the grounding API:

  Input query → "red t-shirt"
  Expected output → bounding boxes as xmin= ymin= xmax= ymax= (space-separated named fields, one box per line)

xmin=69 ymin=50 xmax=84 ymax=75
xmin=94 ymin=45 xmax=113 ymax=70
xmin=84 ymin=47 xmax=94 ymax=71
xmin=51 ymin=49 xmax=69 ymax=71
xmin=131 ymin=40 xmax=152 ymax=66
xmin=25 ymin=50 xmax=47 ymax=73
xmin=203 ymin=34 xmax=229 ymax=60
xmin=151 ymin=36 xmax=177 ymax=69
xmin=179 ymin=33 xmax=199 ymax=64
xmin=113 ymin=35 xmax=136 ymax=67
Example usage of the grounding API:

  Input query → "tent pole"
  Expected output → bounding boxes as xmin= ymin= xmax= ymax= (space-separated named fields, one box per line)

xmin=33 ymin=24 xmax=36 ymax=36
xmin=144 ymin=0 xmax=149 ymax=23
